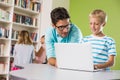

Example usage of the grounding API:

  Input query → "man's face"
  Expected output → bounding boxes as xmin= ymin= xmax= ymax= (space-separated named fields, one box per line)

xmin=54 ymin=19 xmax=70 ymax=38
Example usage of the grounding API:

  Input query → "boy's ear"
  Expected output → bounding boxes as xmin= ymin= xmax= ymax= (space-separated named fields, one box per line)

xmin=102 ymin=22 xmax=106 ymax=27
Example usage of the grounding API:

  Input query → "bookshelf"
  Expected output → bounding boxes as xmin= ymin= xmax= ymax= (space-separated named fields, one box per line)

xmin=0 ymin=0 xmax=41 ymax=79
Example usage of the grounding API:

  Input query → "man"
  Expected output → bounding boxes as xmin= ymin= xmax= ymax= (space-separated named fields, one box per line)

xmin=45 ymin=7 xmax=83 ymax=66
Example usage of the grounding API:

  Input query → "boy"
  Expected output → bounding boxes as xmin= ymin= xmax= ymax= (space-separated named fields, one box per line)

xmin=82 ymin=9 xmax=117 ymax=70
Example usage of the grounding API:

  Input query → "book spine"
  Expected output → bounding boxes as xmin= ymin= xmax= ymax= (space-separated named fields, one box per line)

xmin=0 ymin=44 xmax=5 ymax=56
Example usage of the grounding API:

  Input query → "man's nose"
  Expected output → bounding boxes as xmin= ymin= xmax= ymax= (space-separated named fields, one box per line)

xmin=63 ymin=27 xmax=69 ymax=32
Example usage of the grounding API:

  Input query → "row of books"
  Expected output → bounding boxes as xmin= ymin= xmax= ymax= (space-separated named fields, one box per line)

xmin=11 ymin=30 xmax=38 ymax=41
xmin=0 ymin=44 xmax=5 ymax=56
xmin=0 ymin=27 xmax=9 ymax=38
xmin=0 ymin=0 xmax=9 ymax=3
xmin=0 ymin=8 xmax=10 ymax=21
xmin=13 ymin=13 xmax=38 ymax=26
xmin=14 ymin=0 xmax=41 ymax=12
xmin=11 ymin=30 xmax=19 ymax=40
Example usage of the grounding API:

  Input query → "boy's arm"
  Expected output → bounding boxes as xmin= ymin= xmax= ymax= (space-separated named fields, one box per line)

xmin=94 ymin=55 xmax=115 ymax=69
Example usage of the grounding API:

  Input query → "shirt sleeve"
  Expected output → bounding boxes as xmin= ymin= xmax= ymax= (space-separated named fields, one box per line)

xmin=69 ymin=24 xmax=83 ymax=43
xmin=108 ymin=38 xmax=117 ymax=56
xmin=45 ymin=27 xmax=56 ymax=59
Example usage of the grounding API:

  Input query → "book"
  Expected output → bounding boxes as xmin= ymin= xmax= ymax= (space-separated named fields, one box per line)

xmin=0 ymin=44 xmax=5 ymax=56
xmin=10 ymin=45 xmax=15 ymax=56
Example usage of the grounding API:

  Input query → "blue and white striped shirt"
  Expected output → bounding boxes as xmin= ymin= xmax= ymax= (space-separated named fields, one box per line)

xmin=81 ymin=35 xmax=117 ymax=70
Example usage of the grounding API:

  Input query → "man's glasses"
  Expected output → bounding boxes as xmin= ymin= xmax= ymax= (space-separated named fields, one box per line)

xmin=56 ymin=24 xmax=71 ymax=31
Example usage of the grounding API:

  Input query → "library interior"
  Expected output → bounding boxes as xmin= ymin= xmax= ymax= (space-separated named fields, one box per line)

xmin=0 ymin=0 xmax=120 ymax=80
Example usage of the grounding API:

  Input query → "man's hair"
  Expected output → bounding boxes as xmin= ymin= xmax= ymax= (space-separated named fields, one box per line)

xmin=89 ymin=9 xmax=107 ymax=23
xmin=51 ymin=7 xmax=70 ymax=25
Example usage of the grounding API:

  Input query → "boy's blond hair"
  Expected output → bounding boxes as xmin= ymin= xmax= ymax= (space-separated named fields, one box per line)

xmin=89 ymin=9 xmax=107 ymax=23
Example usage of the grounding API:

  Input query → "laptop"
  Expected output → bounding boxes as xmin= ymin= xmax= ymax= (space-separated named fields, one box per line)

xmin=55 ymin=42 xmax=98 ymax=72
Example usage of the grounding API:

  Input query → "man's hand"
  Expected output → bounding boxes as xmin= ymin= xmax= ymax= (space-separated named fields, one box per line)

xmin=48 ymin=57 xmax=57 ymax=67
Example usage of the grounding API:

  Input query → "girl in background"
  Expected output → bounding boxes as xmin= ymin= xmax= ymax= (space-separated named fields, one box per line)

xmin=12 ymin=30 xmax=35 ymax=70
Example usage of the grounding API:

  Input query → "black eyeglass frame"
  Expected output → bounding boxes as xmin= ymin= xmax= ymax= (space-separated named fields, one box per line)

xmin=55 ymin=20 xmax=72 ymax=31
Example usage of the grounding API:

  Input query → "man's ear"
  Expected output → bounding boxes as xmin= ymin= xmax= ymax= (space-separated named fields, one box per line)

xmin=52 ymin=24 xmax=56 ymax=28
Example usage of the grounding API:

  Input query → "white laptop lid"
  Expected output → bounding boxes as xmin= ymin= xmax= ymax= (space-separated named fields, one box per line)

xmin=55 ymin=43 xmax=95 ymax=71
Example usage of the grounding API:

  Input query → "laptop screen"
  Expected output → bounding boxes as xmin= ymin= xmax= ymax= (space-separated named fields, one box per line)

xmin=55 ymin=43 xmax=95 ymax=71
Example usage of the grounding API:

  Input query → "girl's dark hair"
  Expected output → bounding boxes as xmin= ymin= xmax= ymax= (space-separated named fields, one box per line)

xmin=41 ymin=35 xmax=45 ymax=38
xmin=51 ymin=7 xmax=70 ymax=25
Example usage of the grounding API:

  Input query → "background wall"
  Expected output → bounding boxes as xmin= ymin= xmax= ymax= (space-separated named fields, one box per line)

xmin=52 ymin=0 xmax=69 ymax=10
xmin=40 ymin=0 xmax=69 ymax=36
xmin=70 ymin=0 xmax=120 ymax=70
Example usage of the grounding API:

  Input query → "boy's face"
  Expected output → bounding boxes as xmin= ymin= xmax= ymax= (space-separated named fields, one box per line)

xmin=89 ymin=17 xmax=104 ymax=36
xmin=54 ymin=19 xmax=70 ymax=38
